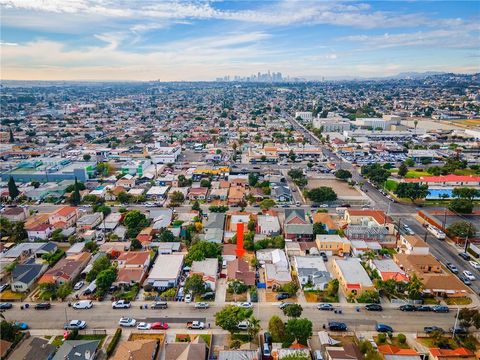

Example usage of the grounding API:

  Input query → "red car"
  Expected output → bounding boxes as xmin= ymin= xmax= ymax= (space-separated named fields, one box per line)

xmin=150 ymin=322 xmax=169 ymax=330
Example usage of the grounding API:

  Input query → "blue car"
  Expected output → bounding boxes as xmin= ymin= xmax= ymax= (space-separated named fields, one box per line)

xmin=376 ymin=324 xmax=393 ymax=333
xmin=14 ymin=322 xmax=28 ymax=330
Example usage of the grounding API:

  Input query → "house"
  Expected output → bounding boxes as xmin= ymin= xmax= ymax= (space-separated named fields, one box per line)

xmin=227 ymin=258 xmax=255 ymax=286
xmin=331 ymin=258 xmax=375 ymax=296
xmin=325 ymin=344 xmax=363 ymax=360
xmin=150 ymin=208 xmax=173 ymax=229
xmin=315 ymin=234 xmax=351 ymax=255
xmin=52 ymin=340 xmax=100 ymax=360
xmin=218 ymin=350 xmax=259 ymax=360
xmin=114 ymin=251 xmax=150 ymax=286
xmin=187 ymin=187 xmax=209 ymax=200
xmin=146 ymin=186 xmax=169 ymax=200
xmin=256 ymin=214 xmax=281 ymax=236
xmin=66 ymin=242 xmax=86 ymax=256
xmin=222 ymin=244 xmax=237 ymax=263
xmin=49 ymin=206 xmax=78 ymax=228
xmin=1 ymin=207 xmax=28 ymax=222
xmin=77 ymin=212 xmax=103 ymax=231
xmin=104 ymin=212 xmax=122 ymax=231
xmin=116 ymin=174 xmax=136 ymax=189
xmin=11 ymin=258 xmax=48 ymax=292
xmin=228 ymin=186 xmax=245 ymax=205
xmin=312 ymin=213 xmax=339 ymax=234
xmin=164 ymin=336 xmax=207 ymax=360
xmin=9 ymin=337 xmax=56 ymax=360
xmin=136 ymin=227 xmax=154 ymax=244
xmin=294 ymin=256 xmax=331 ymax=290
xmin=258 ymin=249 xmax=292 ymax=288
xmin=272 ymin=184 xmax=293 ymax=203
xmin=398 ymin=235 xmax=429 ymax=255
xmin=428 ymin=348 xmax=476 ymax=360
xmin=394 ymin=253 xmax=469 ymax=297
xmin=0 ymin=242 xmax=57 ymax=262
xmin=190 ymin=258 xmax=218 ymax=291
xmin=146 ymin=254 xmax=184 ymax=290
xmin=151 ymin=242 xmax=181 ymax=254
xmin=208 ymin=187 xmax=228 ymax=201
xmin=370 ymin=258 xmax=409 ymax=282
xmin=284 ymin=208 xmax=313 ymax=240
xmin=202 ymin=213 xmax=225 ymax=243
xmin=344 ymin=209 xmax=395 ymax=235
xmin=405 ymin=174 xmax=480 ymax=187
xmin=378 ymin=345 xmax=422 ymax=360
xmin=112 ymin=339 xmax=160 ymax=360
xmin=27 ymin=223 xmax=54 ymax=241
xmin=39 ymin=252 xmax=91 ymax=285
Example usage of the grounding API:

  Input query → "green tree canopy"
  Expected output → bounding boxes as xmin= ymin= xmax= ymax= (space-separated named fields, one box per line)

xmin=361 ymin=164 xmax=390 ymax=187
xmin=335 ymin=169 xmax=352 ymax=180
xmin=8 ymin=176 xmax=20 ymax=200
xmin=395 ymin=183 xmax=429 ymax=203
xmin=306 ymin=187 xmax=337 ymax=203
xmin=268 ymin=315 xmax=286 ymax=343
xmin=284 ymin=318 xmax=313 ymax=346
xmin=185 ymin=241 xmax=221 ymax=265
xmin=448 ymin=198 xmax=474 ymax=214
xmin=282 ymin=303 xmax=303 ymax=318
xmin=260 ymin=198 xmax=276 ymax=210
xmin=86 ymin=255 xmax=111 ymax=282
xmin=397 ymin=162 xmax=408 ymax=177
xmin=185 ymin=274 xmax=206 ymax=297
xmin=453 ymin=187 xmax=480 ymax=201
xmin=447 ymin=221 xmax=477 ymax=239
xmin=215 ymin=305 xmax=253 ymax=334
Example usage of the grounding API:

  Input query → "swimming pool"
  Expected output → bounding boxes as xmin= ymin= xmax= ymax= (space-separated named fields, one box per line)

xmin=426 ymin=188 xmax=480 ymax=199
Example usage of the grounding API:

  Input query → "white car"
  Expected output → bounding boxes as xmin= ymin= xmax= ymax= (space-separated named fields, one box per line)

xmin=184 ymin=294 xmax=192 ymax=303
xmin=72 ymin=300 xmax=93 ymax=309
xmin=73 ymin=281 xmax=84 ymax=291
xmin=194 ymin=302 xmax=210 ymax=309
xmin=136 ymin=322 xmax=151 ymax=330
xmin=469 ymin=261 xmax=480 ymax=270
xmin=319 ymin=204 xmax=329 ymax=208
xmin=119 ymin=317 xmax=137 ymax=327
xmin=463 ymin=270 xmax=476 ymax=281
xmin=64 ymin=320 xmax=87 ymax=330
xmin=238 ymin=302 xmax=252 ymax=309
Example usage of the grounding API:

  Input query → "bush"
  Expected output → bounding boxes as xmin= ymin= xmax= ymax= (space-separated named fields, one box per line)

xmin=398 ymin=333 xmax=406 ymax=344
xmin=107 ymin=328 xmax=122 ymax=356
xmin=378 ymin=333 xmax=387 ymax=344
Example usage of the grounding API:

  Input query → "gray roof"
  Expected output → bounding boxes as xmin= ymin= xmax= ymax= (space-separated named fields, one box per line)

xmin=9 ymin=336 xmax=56 ymax=360
xmin=285 ymin=208 xmax=307 ymax=223
xmin=218 ymin=350 xmax=259 ymax=360
xmin=205 ymin=213 xmax=225 ymax=230
xmin=12 ymin=258 xmax=46 ymax=285
xmin=38 ymin=242 xmax=57 ymax=253
xmin=52 ymin=340 xmax=100 ymax=360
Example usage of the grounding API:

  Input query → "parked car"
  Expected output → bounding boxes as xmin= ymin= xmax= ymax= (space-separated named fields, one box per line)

xmin=416 ymin=305 xmax=432 ymax=312
xmin=449 ymin=326 xmax=468 ymax=334
xmin=112 ymin=300 xmax=131 ymax=309
xmin=201 ymin=292 xmax=215 ymax=300
xmin=151 ymin=322 xmax=169 ymax=330
xmin=0 ymin=284 xmax=10 ymax=292
xmin=150 ymin=301 xmax=168 ymax=309
xmin=320 ymin=252 xmax=328 ymax=262
xmin=469 ymin=261 xmax=480 ymax=270
xmin=238 ymin=302 xmax=252 ymax=309
xmin=118 ymin=317 xmax=136 ymax=327
xmin=460 ymin=275 xmax=472 ymax=285
xmin=459 ymin=253 xmax=471 ymax=261
xmin=276 ymin=293 xmax=290 ymax=300
xmin=402 ymin=224 xmax=414 ymax=235
xmin=73 ymin=281 xmax=84 ymax=291
xmin=463 ymin=270 xmax=476 ymax=281
xmin=317 ymin=303 xmax=334 ymax=311
xmin=136 ymin=322 xmax=151 ymax=330
xmin=424 ymin=326 xmax=444 ymax=334
xmin=279 ymin=302 xmax=295 ymax=309
xmin=184 ymin=293 xmax=192 ymax=303
xmin=399 ymin=304 xmax=417 ymax=312
xmin=0 ymin=302 xmax=13 ymax=310
xmin=432 ymin=305 xmax=449 ymax=313
xmin=187 ymin=321 xmax=205 ymax=329
xmin=446 ymin=263 xmax=458 ymax=274
xmin=328 ymin=321 xmax=347 ymax=331
xmin=35 ymin=302 xmax=51 ymax=310
xmin=64 ymin=320 xmax=87 ymax=330
xmin=376 ymin=324 xmax=393 ymax=333
xmin=14 ymin=322 xmax=28 ymax=330
xmin=72 ymin=300 xmax=93 ymax=310
xmin=194 ymin=302 xmax=210 ymax=309
xmin=237 ymin=321 xmax=249 ymax=330
xmin=264 ymin=332 xmax=272 ymax=346
xmin=365 ymin=304 xmax=383 ymax=311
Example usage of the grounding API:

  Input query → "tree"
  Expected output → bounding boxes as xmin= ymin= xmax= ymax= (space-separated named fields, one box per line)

xmin=406 ymin=274 xmax=423 ymax=300
xmin=185 ymin=274 xmax=206 ymax=297
xmin=279 ymin=282 xmax=299 ymax=297
xmin=192 ymin=200 xmax=201 ymax=212
xmin=459 ymin=308 xmax=480 ymax=329
xmin=284 ymin=318 xmax=312 ymax=346
xmin=335 ymin=169 xmax=352 ymax=181
xmin=117 ymin=192 xmax=132 ymax=204
xmin=208 ymin=205 xmax=229 ymax=213
xmin=215 ymin=305 xmax=253 ymax=334
xmin=306 ymin=187 xmax=337 ymax=203
xmin=268 ymin=315 xmax=286 ymax=343
xmin=398 ymin=162 xmax=408 ymax=177
xmin=185 ymin=241 xmax=221 ymax=265
xmin=123 ymin=210 xmax=149 ymax=238
xmin=248 ymin=173 xmax=259 ymax=187
xmin=11 ymin=221 xmax=27 ymax=243
xmin=96 ymin=162 xmax=113 ymax=177
xmin=170 ymin=191 xmax=185 ymax=204
xmin=453 ymin=187 xmax=480 ymax=201
xmin=260 ymin=198 xmax=276 ymax=210
xmin=404 ymin=158 xmax=415 ymax=167
xmin=94 ymin=204 xmax=111 ymax=217
xmin=247 ymin=317 xmax=260 ymax=340
xmin=449 ymin=199 xmax=474 ymax=214
xmin=200 ymin=179 xmax=211 ymax=188
xmin=86 ymin=255 xmax=111 ymax=282
xmin=313 ymin=222 xmax=328 ymax=235
xmin=288 ymin=150 xmax=296 ymax=162
xmin=161 ymin=288 xmax=177 ymax=299
xmin=0 ymin=321 xmax=17 ymax=342
xmin=83 ymin=154 xmax=91 ymax=161
xmin=7 ymin=176 xmax=20 ymax=200
xmin=281 ymin=354 xmax=311 ymax=360
xmin=8 ymin=127 xmax=15 ymax=143
xmin=57 ymin=282 xmax=73 ymax=300
xmin=395 ymin=183 xmax=429 ymax=203
xmin=130 ymin=238 xmax=143 ymax=250
xmin=447 ymin=221 xmax=477 ymax=240
xmin=70 ymin=177 xmax=81 ymax=206
xmin=96 ymin=267 xmax=117 ymax=295
xmin=288 ymin=169 xmax=304 ymax=179
xmin=361 ymin=164 xmax=390 ymax=187
xmin=282 ymin=304 xmax=303 ymax=318
xmin=65 ymin=182 xmax=86 ymax=193
xmin=158 ymin=229 xmax=175 ymax=242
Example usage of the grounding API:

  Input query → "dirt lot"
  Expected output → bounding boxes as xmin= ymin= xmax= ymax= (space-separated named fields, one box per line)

xmin=306 ymin=178 xmax=363 ymax=198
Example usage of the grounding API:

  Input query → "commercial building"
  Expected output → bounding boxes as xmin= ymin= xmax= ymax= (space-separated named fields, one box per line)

xmin=331 ymin=258 xmax=374 ymax=296
xmin=146 ymin=253 xmax=184 ymax=290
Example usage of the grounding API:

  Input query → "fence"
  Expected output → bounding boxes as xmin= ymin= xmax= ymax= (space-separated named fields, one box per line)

xmin=79 ymin=329 xmax=107 ymax=336
xmin=391 ymin=299 xmax=423 ymax=305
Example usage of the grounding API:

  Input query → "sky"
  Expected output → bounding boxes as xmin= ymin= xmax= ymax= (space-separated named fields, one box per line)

xmin=0 ymin=0 xmax=479 ymax=81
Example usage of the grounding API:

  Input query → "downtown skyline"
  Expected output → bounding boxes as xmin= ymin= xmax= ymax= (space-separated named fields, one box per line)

xmin=1 ymin=0 xmax=479 ymax=81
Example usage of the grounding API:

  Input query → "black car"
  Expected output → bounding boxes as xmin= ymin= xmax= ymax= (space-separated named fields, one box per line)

xmin=34 ymin=302 xmax=51 ymax=310
xmin=432 ymin=305 xmax=449 ymax=313
xmin=424 ymin=326 xmax=444 ymax=334
xmin=201 ymin=292 xmax=215 ymax=300
xmin=459 ymin=276 xmax=472 ymax=286
xmin=0 ymin=302 xmax=12 ymax=310
xmin=459 ymin=253 xmax=471 ymax=261
xmin=449 ymin=326 xmax=468 ymax=334
xmin=416 ymin=305 xmax=432 ymax=312
xmin=365 ymin=304 xmax=383 ymax=311
xmin=399 ymin=304 xmax=417 ymax=312
xmin=328 ymin=321 xmax=347 ymax=331
xmin=276 ymin=293 xmax=290 ymax=300
xmin=150 ymin=301 xmax=168 ymax=309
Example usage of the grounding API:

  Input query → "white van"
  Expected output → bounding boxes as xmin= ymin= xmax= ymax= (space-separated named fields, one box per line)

xmin=72 ymin=300 xmax=93 ymax=309
xmin=427 ymin=224 xmax=446 ymax=240
xmin=237 ymin=321 xmax=249 ymax=330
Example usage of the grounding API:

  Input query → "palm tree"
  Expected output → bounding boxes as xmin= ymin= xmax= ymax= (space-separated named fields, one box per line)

xmin=247 ymin=317 xmax=261 ymax=340
xmin=407 ymin=274 xmax=423 ymax=300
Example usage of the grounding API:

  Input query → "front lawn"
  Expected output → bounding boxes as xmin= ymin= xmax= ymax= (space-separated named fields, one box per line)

xmin=0 ymin=290 xmax=25 ymax=301
xmin=304 ymin=290 xmax=339 ymax=303
xmin=385 ymin=179 xmax=398 ymax=192
xmin=405 ymin=170 xmax=430 ymax=179
xmin=113 ymin=284 xmax=139 ymax=301
xmin=445 ymin=297 xmax=472 ymax=306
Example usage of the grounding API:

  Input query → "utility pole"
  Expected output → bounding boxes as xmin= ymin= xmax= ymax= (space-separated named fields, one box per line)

xmin=452 ymin=306 xmax=460 ymax=338
xmin=464 ymin=235 xmax=469 ymax=254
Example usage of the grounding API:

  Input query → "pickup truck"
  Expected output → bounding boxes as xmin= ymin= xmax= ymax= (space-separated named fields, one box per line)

xmin=187 ymin=321 xmax=205 ymax=329
xmin=112 ymin=300 xmax=131 ymax=309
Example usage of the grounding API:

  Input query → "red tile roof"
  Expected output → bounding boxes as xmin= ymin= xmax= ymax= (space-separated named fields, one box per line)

xmin=429 ymin=348 xmax=474 ymax=357
xmin=347 ymin=209 xmax=393 ymax=224
xmin=54 ymin=206 xmax=77 ymax=217
xmin=405 ymin=174 xmax=480 ymax=183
